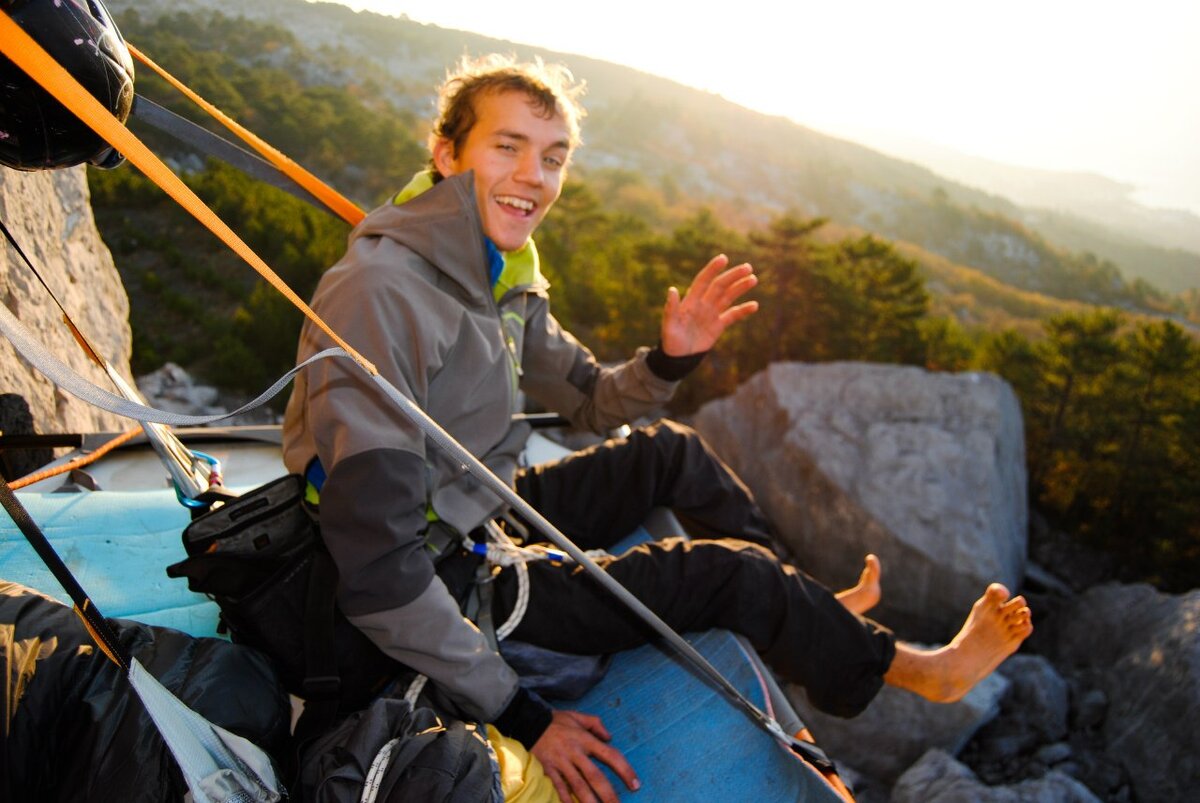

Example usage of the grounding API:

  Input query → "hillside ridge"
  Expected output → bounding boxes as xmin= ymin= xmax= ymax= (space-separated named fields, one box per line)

xmin=104 ymin=0 xmax=1200 ymax=297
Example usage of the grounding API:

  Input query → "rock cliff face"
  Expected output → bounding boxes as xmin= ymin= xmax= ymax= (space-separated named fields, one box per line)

xmin=693 ymin=362 xmax=1027 ymax=641
xmin=0 ymin=167 xmax=132 ymax=438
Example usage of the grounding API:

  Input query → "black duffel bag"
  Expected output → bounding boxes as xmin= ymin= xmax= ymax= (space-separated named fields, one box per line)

xmin=299 ymin=697 xmax=498 ymax=803
xmin=166 ymin=474 xmax=403 ymax=718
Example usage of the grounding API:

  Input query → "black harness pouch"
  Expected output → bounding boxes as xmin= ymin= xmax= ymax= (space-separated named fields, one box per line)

xmin=166 ymin=474 xmax=402 ymax=717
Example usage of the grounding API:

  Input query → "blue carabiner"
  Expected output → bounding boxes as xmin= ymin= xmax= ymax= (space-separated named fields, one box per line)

xmin=173 ymin=449 xmax=222 ymax=509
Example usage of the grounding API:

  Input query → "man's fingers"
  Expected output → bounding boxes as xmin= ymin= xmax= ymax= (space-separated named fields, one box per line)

xmin=533 ymin=710 xmax=635 ymax=802
xmin=686 ymin=264 xmax=754 ymax=316
xmin=568 ymin=710 xmax=611 ymax=740
xmin=545 ymin=768 xmax=572 ymax=803
xmin=592 ymin=739 xmax=641 ymax=792
xmin=702 ymin=262 xmax=754 ymax=298
xmin=561 ymin=759 xmax=604 ymax=803
xmin=688 ymin=254 xmax=730 ymax=295
xmin=719 ymin=300 xmax=760 ymax=327
xmin=712 ymin=271 xmax=757 ymax=307
xmin=663 ymin=286 xmax=680 ymax=315
xmin=577 ymin=754 xmax=621 ymax=803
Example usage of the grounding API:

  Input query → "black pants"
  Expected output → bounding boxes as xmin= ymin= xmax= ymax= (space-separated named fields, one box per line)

xmin=493 ymin=420 xmax=896 ymax=718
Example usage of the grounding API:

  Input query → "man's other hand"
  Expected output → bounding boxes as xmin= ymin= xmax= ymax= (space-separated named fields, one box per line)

xmin=531 ymin=709 xmax=640 ymax=803
xmin=661 ymin=254 xmax=759 ymax=357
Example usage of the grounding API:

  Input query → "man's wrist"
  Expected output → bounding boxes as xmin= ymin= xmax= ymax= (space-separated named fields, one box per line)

xmin=493 ymin=685 xmax=554 ymax=749
xmin=646 ymin=342 xmax=707 ymax=382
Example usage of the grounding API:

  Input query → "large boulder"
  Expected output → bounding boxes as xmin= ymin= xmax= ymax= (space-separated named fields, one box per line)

xmin=693 ymin=362 xmax=1026 ymax=641
xmin=1038 ymin=583 xmax=1200 ymax=802
xmin=893 ymin=749 xmax=1101 ymax=803
xmin=0 ymin=167 xmax=132 ymax=437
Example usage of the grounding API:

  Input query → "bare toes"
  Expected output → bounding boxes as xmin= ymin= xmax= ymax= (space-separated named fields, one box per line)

xmin=984 ymin=584 xmax=1011 ymax=605
xmin=1001 ymin=594 xmax=1027 ymax=611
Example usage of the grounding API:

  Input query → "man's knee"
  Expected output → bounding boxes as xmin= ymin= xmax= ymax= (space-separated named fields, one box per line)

xmin=642 ymin=418 xmax=703 ymax=445
xmin=636 ymin=419 xmax=713 ymax=467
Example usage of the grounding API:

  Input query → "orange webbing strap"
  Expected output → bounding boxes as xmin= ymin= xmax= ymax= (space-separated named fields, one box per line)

xmin=127 ymin=43 xmax=366 ymax=227
xmin=795 ymin=728 xmax=856 ymax=802
xmin=64 ymin=316 xmax=106 ymax=368
xmin=76 ymin=599 xmax=125 ymax=667
xmin=10 ymin=427 xmax=143 ymax=490
xmin=0 ymin=11 xmax=376 ymax=378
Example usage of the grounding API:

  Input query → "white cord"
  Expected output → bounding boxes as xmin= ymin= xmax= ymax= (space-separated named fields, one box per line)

xmin=360 ymin=737 xmax=401 ymax=803
xmin=351 ymin=672 xmax=425 ymax=803
xmin=495 ymin=561 xmax=528 ymax=641
xmin=402 ymin=673 xmax=428 ymax=707
xmin=478 ymin=521 xmax=608 ymax=641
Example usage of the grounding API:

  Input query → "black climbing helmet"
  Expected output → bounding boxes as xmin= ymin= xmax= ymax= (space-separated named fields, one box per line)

xmin=0 ymin=0 xmax=135 ymax=171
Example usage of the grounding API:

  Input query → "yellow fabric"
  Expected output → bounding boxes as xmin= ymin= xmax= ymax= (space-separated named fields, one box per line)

xmin=392 ymin=169 xmax=436 ymax=205
xmin=486 ymin=725 xmax=558 ymax=803
xmin=492 ymin=240 xmax=542 ymax=303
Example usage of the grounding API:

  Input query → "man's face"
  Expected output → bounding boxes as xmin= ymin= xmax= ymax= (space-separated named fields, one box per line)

xmin=433 ymin=89 xmax=572 ymax=252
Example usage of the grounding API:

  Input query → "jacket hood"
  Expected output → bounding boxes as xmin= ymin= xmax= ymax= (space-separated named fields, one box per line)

xmin=350 ymin=171 xmax=493 ymax=306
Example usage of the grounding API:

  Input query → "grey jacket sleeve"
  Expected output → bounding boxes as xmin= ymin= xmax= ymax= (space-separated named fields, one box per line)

xmin=345 ymin=576 xmax=519 ymax=719
xmin=519 ymin=295 xmax=681 ymax=434
xmin=326 ymin=450 xmax=551 ymax=744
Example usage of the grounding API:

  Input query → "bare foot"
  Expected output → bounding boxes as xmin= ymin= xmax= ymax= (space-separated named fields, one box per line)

xmin=836 ymin=554 xmax=882 ymax=615
xmin=885 ymin=583 xmax=1033 ymax=703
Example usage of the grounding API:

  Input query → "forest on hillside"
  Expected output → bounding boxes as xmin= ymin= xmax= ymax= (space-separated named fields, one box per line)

xmin=87 ymin=10 xmax=1200 ymax=592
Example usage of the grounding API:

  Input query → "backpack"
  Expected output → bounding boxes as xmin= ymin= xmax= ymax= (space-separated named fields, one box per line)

xmin=298 ymin=698 xmax=499 ymax=803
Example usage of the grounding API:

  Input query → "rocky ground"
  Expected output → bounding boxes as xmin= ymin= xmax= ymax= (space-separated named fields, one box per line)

xmin=135 ymin=362 xmax=283 ymax=425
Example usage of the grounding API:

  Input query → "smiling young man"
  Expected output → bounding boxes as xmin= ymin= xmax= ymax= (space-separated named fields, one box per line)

xmin=283 ymin=55 xmax=1032 ymax=803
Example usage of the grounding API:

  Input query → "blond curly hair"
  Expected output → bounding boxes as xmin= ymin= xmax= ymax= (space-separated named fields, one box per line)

xmin=429 ymin=53 xmax=587 ymax=164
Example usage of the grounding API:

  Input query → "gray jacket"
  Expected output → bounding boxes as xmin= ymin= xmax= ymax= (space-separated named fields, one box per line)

xmin=282 ymin=172 xmax=678 ymax=734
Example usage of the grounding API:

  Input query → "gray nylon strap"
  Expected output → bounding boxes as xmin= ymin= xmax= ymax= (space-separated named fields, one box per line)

xmin=129 ymin=659 xmax=282 ymax=802
xmin=0 ymin=298 xmax=338 ymax=426
xmin=474 ymin=562 xmax=498 ymax=652
xmin=132 ymin=94 xmax=335 ymax=216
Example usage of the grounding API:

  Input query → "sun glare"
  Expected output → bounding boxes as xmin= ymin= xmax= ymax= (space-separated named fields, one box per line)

xmin=330 ymin=0 xmax=1199 ymax=213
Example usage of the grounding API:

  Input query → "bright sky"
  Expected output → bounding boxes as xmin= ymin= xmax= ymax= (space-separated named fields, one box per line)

xmin=330 ymin=0 xmax=1200 ymax=215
